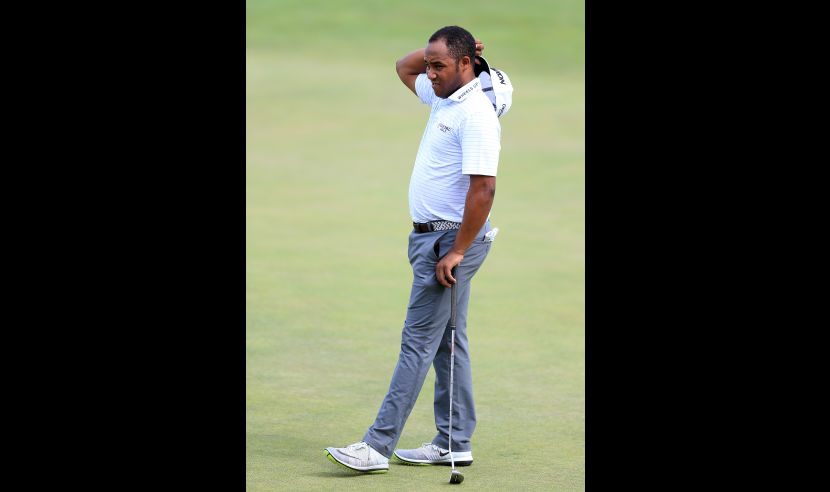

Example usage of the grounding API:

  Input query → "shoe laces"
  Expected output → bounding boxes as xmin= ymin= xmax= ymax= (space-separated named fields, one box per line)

xmin=347 ymin=441 xmax=368 ymax=451
xmin=422 ymin=442 xmax=444 ymax=451
xmin=345 ymin=441 xmax=386 ymax=462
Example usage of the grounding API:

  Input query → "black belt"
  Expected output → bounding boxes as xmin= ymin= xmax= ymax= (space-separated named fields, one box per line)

xmin=413 ymin=220 xmax=462 ymax=233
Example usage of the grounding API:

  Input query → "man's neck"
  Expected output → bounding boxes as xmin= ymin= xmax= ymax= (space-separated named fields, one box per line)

xmin=458 ymin=71 xmax=475 ymax=87
xmin=445 ymin=72 xmax=475 ymax=98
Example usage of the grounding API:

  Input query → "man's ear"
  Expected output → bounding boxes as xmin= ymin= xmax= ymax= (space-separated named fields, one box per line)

xmin=459 ymin=55 xmax=472 ymax=71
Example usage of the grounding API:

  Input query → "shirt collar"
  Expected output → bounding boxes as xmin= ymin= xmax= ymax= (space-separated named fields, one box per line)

xmin=446 ymin=77 xmax=481 ymax=103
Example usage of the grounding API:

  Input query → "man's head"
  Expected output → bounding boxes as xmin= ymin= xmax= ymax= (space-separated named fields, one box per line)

xmin=424 ymin=26 xmax=477 ymax=98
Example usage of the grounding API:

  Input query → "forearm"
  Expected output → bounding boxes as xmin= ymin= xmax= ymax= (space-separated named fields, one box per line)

xmin=450 ymin=178 xmax=496 ymax=255
xmin=434 ymin=175 xmax=495 ymax=287
xmin=396 ymin=48 xmax=426 ymax=77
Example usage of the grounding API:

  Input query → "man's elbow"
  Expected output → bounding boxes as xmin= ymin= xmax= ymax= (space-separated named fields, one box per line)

xmin=476 ymin=178 xmax=496 ymax=203
xmin=395 ymin=58 xmax=406 ymax=79
xmin=486 ymin=181 xmax=496 ymax=198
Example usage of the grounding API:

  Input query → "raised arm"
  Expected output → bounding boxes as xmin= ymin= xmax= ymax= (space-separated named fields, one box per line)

xmin=395 ymin=48 xmax=426 ymax=95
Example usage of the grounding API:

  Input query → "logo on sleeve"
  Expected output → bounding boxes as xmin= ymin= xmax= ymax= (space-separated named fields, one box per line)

xmin=438 ymin=122 xmax=451 ymax=133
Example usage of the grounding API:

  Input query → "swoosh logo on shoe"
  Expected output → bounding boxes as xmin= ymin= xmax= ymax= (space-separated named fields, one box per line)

xmin=439 ymin=451 xmax=450 ymax=456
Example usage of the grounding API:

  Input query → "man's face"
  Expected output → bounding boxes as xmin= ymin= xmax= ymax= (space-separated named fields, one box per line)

xmin=424 ymin=40 xmax=467 ymax=99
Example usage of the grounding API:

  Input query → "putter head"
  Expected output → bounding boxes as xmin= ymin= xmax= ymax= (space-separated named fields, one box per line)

xmin=449 ymin=469 xmax=465 ymax=484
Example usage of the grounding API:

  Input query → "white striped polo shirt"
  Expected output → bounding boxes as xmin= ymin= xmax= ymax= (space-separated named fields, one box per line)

xmin=408 ymin=73 xmax=501 ymax=224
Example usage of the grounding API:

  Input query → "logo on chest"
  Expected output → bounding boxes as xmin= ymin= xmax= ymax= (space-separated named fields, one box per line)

xmin=437 ymin=122 xmax=452 ymax=133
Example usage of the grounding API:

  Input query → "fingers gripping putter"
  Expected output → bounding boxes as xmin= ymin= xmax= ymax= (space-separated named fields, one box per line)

xmin=448 ymin=267 xmax=464 ymax=484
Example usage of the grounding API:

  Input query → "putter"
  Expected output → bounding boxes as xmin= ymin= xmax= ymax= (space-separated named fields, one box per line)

xmin=448 ymin=269 xmax=464 ymax=484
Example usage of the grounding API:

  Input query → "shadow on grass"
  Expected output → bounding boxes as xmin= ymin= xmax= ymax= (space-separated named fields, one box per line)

xmin=311 ymin=470 xmax=387 ymax=478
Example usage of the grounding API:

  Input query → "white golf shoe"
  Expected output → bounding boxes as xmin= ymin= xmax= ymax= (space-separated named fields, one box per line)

xmin=324 ymin=441 xmax=389 ymax=473
xmin=393 ymin=443 xmax=473 ymax=466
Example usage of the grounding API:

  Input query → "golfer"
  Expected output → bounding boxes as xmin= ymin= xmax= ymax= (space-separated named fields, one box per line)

xmin=325 ymin=25 xmax=502 ymax=473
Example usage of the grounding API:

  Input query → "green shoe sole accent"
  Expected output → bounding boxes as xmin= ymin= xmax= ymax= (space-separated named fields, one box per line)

xmin=391 ymin=454 xmax=474 ymax=467
xmin=324 ymin=450 xmax=388 ymax=474
xmin=392 ymin=454 xmax=430 ymax=466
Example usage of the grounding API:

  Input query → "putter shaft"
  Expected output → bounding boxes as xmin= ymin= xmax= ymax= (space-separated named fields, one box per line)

xmin=448 ymin=272 xmax=461 ymax=483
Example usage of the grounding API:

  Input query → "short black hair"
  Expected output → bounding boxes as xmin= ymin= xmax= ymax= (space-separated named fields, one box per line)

xmin=428 ymin=26 xmax=476 ymax=66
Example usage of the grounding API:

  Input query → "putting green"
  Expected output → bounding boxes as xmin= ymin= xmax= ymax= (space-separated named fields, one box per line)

xmin=247 ymin=1 xmax=584 ymax=489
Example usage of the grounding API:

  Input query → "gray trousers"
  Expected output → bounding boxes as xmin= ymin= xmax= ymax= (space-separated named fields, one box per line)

xmin=363 ymin=221 xmax=492 ymax=458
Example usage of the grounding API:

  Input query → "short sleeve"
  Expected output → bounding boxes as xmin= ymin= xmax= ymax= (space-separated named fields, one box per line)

xmin=415 ymin=73 xmax=437 ymax=106
xmin=461 ymin=111 xmax=501 ymax=176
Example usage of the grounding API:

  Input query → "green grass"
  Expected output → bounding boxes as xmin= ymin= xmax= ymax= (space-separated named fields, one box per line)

xmin=247 ymin=0 xmax=584 ymax=489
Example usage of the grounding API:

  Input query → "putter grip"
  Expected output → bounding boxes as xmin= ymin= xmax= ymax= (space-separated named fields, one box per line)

xmin=449 ymin=267 xmax=457 ymax=329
